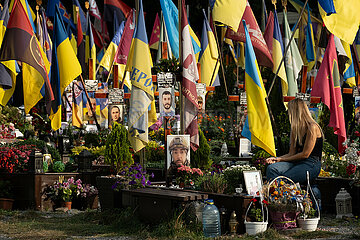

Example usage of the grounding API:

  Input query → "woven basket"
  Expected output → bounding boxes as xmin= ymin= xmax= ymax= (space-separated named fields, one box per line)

xmin=267 ymin=176 xmax=300 ymax=230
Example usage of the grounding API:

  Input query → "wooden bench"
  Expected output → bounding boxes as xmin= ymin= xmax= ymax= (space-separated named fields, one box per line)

xmin=122 ymin=187 xmax=208 ymax=223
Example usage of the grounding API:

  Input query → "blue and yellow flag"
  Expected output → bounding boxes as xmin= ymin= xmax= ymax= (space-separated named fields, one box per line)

xmin=99 ymin=21 xmax=124 ymax=72
xmin=211 ymin=0 xmax=246 ymax=31
xmin=85 ymin=12 xmax=96 ymax=79
xmin=127 ymin=0 xmax=156 ymax=152
xmin=49 ymin=4 xmax=82 ymax=131
xmin=273 ymin=10 xmax=288 ymax=97
xmin=305 ymin=4 xmax=316 ymax=70
xmin=72 ymin=80 xmax=83 ymax=128
xmin=319 ymin=0 xmax=360 ymax=44
xmin=199 ymin=9 xmax=219 ymax=88
xmin=0 ymin=0 xmax=17 ymax=106
xmin=159 ymin=0 xmax=201 ymax=59
xmin=241 ymin=19 xmax=276 ymax=157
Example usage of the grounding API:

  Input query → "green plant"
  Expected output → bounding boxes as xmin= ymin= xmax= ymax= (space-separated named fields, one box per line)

xmin=190 ymin=129 xmax=212 ymax=169
xmin=135 ymin=141 xmax=165 ymax=165
xmin=0 ymin=105 xmax=30 ymax=134
xmin=52 ymin=161 xmax=65 ymax=173
xmin=0 ymin=180 xmax=13 ymax=199
xmin=321 ymin=141 xmax=347 ymax=178
xmin=152 ymin=57 xmax=181 ymax=74
xmin=194 ymin=172 xmax=227 ymax=193
xmin=105 ymin=122 xmax=133 ymax=173
xmin=223 ymin=164 xmax=256 ymax=194
xmin=249 ymin=208 xmax=263 ymax=222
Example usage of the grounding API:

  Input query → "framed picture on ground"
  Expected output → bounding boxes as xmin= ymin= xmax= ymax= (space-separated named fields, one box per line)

xmin=243 ymin=170 xmax=263 ymax=197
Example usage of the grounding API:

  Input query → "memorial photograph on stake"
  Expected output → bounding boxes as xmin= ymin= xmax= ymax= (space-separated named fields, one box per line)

xmin=167 ymin=135 xmax=191 ymax=169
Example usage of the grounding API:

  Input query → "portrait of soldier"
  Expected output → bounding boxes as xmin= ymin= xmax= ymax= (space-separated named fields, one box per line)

xmin=168 ymin=136 xmax=190 ymax=167
xmin=109 ymin=105 xmax=123 ymax=128
xmin=160 ymin=89 xmax=175 ymax=117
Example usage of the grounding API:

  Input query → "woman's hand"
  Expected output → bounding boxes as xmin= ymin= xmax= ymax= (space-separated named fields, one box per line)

xmin=266 ymin=157 xmax=280 ymax=164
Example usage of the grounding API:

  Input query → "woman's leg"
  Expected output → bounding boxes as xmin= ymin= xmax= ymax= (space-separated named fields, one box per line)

xmin=282 ymin=158 xmax=321 ymax=184
xmin=266 ymin=161 xmax=295 ymax=182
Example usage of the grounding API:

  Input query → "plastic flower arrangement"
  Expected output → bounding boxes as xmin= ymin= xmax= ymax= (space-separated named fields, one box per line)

xmin=175 ymin=166 xmax=203 ymax=187
xmin=0 ymin=144 xmax=36 ymax=173
xmin=80 ymin=184 xmax=98 ymax=199
xmin=112 ymin=163 xmax=154 ymax=190
xmin=247 ymin=198 xmax=269 ymax=222
xmin=0 ymin=123 xmax=15 ymax=139
xmin=262 ymin=178 xmax=311 ymax=212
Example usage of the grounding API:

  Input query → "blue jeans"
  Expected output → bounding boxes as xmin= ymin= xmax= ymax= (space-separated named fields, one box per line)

xmin=266 ymin=157 xmax=321 ymax=184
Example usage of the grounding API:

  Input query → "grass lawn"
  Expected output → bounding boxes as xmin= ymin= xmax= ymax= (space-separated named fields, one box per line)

xmin=1 ymin=209 xmax=360 ymax=239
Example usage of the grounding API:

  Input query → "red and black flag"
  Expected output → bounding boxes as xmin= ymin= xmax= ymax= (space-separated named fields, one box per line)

xmin=0 ymin=0 xmax=53 ymax=113
xmin=104 ymin=0 xmax=131 ymax=24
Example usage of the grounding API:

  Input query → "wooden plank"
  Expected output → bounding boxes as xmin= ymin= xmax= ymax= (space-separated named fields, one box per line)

xmin=113 ymin=64 xmax=119 ymax=88
xmin=301 ymin=66 xmax=308 ymax=93
xmin=124 ymin=188 xmax=192 ymax=201
xmin=283 ymin=96 xmax=321 ymax=103
xmin=206 ymin=86 xmax=215 ymax=91
xmin=343 ymin=88 xmax=353 ymax=94
xmin=228 ymin=95 xmax=239 ymax=101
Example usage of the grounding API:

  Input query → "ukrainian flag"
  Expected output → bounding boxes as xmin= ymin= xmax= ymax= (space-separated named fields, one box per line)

xmin=305 ymin=4 xmax=316 ymax=71
xmin=127 ymin=0 xmax=156 ymax=152
xmin=0 ymin=0 xmax=17 ymax=106
xmin=319 ymin=0 xmax=360 ymax=44
xmin=241 ymin=19 xmax=276 ymax=157
xmin=159 ymin=0 xmax=201 ymax=59
xmin=49 ymin=5 xmax=82 ymax=131
xmin=85 ymin=12 xmax=96 ymax=79
xmin=273 ymin=10 xmax=288 ymax=97
xmin=99 ymin=21 xmax=124 ymax=72
xmin=199 ymin=9 xmax=219 ymax=88
xmin=341 ymin=40 xmax=356 ymax=87
xmin=211 ymin=0 xmax=246 ymax=31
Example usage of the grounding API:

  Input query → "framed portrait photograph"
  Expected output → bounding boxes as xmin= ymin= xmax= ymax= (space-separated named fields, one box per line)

xmin=167 ymin=135 xmax=190 ymax=169
xmin=159 ymin=88 xmax=175 ymax=117
xmin=243 ymin=170 xmax=263 ymax=197
xmin=108 ymin=104 xmax=124 ymax=129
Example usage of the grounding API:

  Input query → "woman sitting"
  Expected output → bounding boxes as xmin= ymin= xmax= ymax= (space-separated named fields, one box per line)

xmin=266 ymin=98 xmax=323 ymax=185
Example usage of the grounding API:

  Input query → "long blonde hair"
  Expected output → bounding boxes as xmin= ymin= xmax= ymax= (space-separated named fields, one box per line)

xmin=288 ymin=98 xmax=323 ymax=146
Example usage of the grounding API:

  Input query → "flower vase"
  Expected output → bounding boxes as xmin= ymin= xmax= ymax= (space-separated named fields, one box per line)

xmin=64 ymin=201 xmax=72 ymax=210
xmin=245 ymin=221 xmax=268 ymax=235
xmin=297 ymin=217 xmax=320 ymax=231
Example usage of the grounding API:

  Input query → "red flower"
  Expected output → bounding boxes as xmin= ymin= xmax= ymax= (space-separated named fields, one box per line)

xmin=251 ymin=198 xmax=258 ymax=203
xmin=262 ymin=200 xmax=269 ymax=205
xmin=355 ymin=131 xmax=360 ymax=137
xmin=346 ymin=164 xmax=357 ymax=175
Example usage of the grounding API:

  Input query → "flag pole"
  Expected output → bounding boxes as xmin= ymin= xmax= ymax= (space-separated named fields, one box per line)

xmin=211 ymin=20 xmax=229 ymax=97
xmin=267 ymin=0 xmax=309 ymax=97
xmin=179 ymin=0 xmax=185 ymax=134
xmin=79 ymin=74 xmax=101 ymax=131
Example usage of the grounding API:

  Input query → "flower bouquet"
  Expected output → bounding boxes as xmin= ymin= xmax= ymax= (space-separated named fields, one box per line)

xmin=175 ymin=166 xmax=203 ymax=188
xmin=263 ymin=176 xmax=305 ymax=230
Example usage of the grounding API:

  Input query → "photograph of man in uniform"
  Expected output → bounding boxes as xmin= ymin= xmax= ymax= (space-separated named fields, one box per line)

xmin=167 ymin=135 xmax=190 ymax=168
xmin=197 ymin=95 xmax=205 ymax=114
xmin=83 ymin=97 xmax=99 ymax=123
xmin=108 ymin=104 xmax=123 ymax=128
xmin=160 ymin=88 xmax=175 ymax=117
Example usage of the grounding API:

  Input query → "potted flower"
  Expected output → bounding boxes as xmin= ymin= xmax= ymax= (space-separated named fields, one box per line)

xmin=244 ymin=198 xmax=268 ymax=235
xmin=79 ymin=183 xmax=99 ymax=210
xmin=297 ymin=172 xmax=321 ymax=231
xmin=222 ymin=165 xmax=256 ymax=194
xmin=112 ymin=163 xmax=154 ymax=207
xmin=263 ymin=176 xmax=303 ymax=230
xmin=175 ymin=166 xmax=203 ymax=188
xmin=43 ymin=177 xmax=83 ymax=210
xmin=0 ymin=180 xmax=14 ymax=210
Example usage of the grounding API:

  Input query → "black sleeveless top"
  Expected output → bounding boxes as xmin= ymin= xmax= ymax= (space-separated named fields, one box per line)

xmin=295 ymin=133 xmax=323 ymax=160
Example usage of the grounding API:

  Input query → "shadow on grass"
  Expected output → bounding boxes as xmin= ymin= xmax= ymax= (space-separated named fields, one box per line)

xmin=0 ymin=208 xmax=204 ymax=240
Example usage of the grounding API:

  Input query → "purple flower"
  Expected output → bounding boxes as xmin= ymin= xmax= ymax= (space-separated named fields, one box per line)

xmin=129 ymin=180 xmax=136 ymax=185
xmin=147 ymin=180 xmax=151 ymax=185
xmin=150 ymin=173 xmax=154 ymax=178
